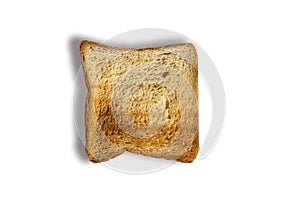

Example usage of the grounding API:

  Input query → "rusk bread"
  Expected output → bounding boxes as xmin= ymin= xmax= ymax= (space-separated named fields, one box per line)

xmin=80 ymin=41 xmax=199 ymax=163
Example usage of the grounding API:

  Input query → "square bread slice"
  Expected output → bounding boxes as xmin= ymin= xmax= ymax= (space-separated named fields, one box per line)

xmin=80 ymin=41 xmax=199 ymax=163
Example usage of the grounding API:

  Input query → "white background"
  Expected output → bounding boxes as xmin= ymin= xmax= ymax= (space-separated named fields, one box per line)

xmin=0 ymin=0 xmax=299 ymax=199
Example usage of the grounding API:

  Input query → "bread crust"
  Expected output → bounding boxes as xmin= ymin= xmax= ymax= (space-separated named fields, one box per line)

xmin=80 ymin=42 xmax=125 ymax=162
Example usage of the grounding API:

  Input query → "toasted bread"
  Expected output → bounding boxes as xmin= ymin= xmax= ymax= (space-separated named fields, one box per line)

xmin=80 ymin=41 xmax=199 ymax=163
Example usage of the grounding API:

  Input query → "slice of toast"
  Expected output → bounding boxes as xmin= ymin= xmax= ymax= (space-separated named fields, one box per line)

xmin=80 ymin=41 xmax=199 ymax=163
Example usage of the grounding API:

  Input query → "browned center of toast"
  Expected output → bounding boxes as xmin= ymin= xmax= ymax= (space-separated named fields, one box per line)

xmin=94 ymin=52 xmax=197 ymax=154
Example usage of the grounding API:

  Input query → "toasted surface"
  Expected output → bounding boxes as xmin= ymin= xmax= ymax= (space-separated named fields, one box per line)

xmin=80 ymin=40 xmax=199 ymax=163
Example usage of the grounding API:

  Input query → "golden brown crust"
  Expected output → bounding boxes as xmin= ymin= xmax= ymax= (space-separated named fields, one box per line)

xmin=177 ymin=131 xmax=199 ymax=163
